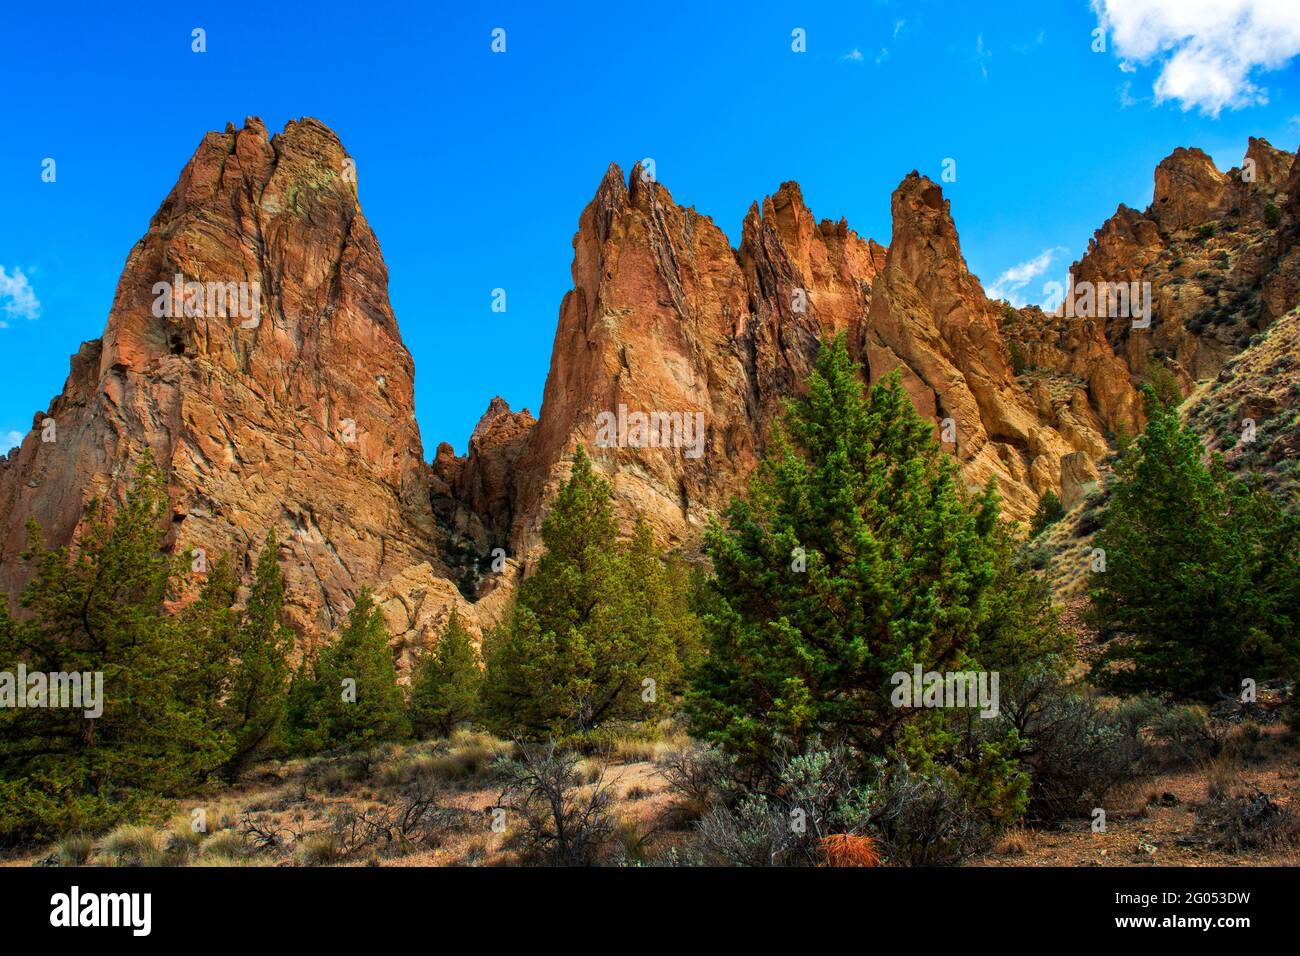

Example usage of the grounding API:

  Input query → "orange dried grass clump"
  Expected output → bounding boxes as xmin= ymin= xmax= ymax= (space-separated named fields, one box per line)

xmin=818 ymin=833 xmax=881 ymax=867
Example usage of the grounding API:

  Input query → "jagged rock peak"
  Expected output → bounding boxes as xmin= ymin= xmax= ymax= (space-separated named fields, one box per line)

xmin=1243 ymin=136 xmax=1293 ymax=189
xmin=892 ymin=171 xmax=956 ymax=230
xmin=469 ymin=397 xmax=535 ymax=450
xmin=1150 ymin=146 xmax=1228 ymax=230
xmin=0 ymin=115 xmax=438 ymax=641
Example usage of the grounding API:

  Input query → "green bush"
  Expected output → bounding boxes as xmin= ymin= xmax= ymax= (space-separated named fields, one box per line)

xmin=1009 ymin=340 xmax=1029 ymax=376
xmin=1030 ymin=490 xmax=1065 ymax=536
xmin=694 ymin=745 xmax=868 ymax=866
xmin=408 ymin=608 xmax=482 ymax=738
xmin=1089 ymin=387 xmax=1300 ymax=700
xmin=481 ymin=450 xmax=698 ymax=738
xmin=866 ymin=761 xmax=998 ymax=866
xmin=284 ymin=590 xmax=410 ymax=753
xmin=688 ymin=336 xmax=1055 ymax=834
xmin=1154 ymin=705 xmax=1224 ymax=763
xmin=992 ymin=672 xmax=1155 ymax=819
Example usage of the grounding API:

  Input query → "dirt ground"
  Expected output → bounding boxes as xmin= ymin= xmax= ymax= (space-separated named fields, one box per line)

xmin=972 ymin=734 xmax=1300 ymax=867
xmin=5 ymin=727 xmax=1298 ymax=868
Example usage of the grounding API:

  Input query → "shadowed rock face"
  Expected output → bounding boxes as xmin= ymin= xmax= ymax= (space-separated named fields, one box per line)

xmin=3 ymin=118 xmax=1296 ymax=660
xmin=429 ymin=396 xmax=535 ymax=564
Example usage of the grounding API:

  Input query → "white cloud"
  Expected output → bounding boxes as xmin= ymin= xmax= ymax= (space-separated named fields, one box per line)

xmin=2 ymin=430 xmax=24 ymax=454
xmin=1092 ymin=0 xmax=1300 ymax=116
xmin=842 ymin=48 xmax=865 ymax=62
xmin=0 ymin=266 xmax=40 ymax=322
xmin=986 ymin=247 xmax=1065 ymax=307
xmin=975 ymin=34 xmax=992 ymax=79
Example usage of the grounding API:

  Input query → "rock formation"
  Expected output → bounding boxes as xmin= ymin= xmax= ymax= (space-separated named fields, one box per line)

xmin=861 ymin=173 xmax=1129 ymax=514
xmin=2 ymin=118 xmax=1296 ymax=662
xmin=0 ymin=118 xmax=448 ymax=649
xmin=1062 ymin=138 xmax=1297 ymax=384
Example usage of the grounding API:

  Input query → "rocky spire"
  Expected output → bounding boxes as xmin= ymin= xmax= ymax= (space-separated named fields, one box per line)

xmin=0 ymin=117 xmax=442 ymax=638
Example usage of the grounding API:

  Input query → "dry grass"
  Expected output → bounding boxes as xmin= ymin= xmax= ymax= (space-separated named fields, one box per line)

xmin=609 ymin=728 xmax=689 ymax=764
xmin=574 ymin=757 xmax=606 ymax=785
xmin=53 ymin=832 xmax=95 ymax=867
xmin=611 ymin=737 xmax=669 ymax=764
xmin=819 ymin=834 xmax=881 ymax=867
xmin=1204 ymin=757 xmax=1240 ymax=801
xmin=295 ymin=832 xmax=340 ymax=867
xmin=420 ymin=730 xmax=513 ymax=782
xmin=198 ymin=828 xmax=250 ymax=861
xmin=9 ymin=715 xmax=1300 ymax=870
xmin=995 ymin=828 xmax=1032 ymax=857
xmin=102 ymin=824 xmax=165 ymax=867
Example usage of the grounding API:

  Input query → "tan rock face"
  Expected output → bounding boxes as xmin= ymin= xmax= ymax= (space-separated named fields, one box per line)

xmin=1059 ymin=452 xmax=1101 ymax=511
xmin=0 ymin=118 xmax=446 ymax=648
xmin=1067 ymin=141 xmax=1298 ymax=388
xmin=507 ymin=164 xmax=923 ymax=555
xmin=1151 ymin=147 xmax=1229 ymax=231
xmin=4 ymin=119 xmax=1295 ymax=661
xmin=509 ymin=163 xmax=763 ymax=556
xmin=372 ymin=559 xmax=520 ymax=673
xmin=509 ymin=164 xmax=1135 ymax=538
xmin=861 ymin=173 xmax=1123 ymax=516
xmin=1286 ymin=145 xmax=1300 ymax=226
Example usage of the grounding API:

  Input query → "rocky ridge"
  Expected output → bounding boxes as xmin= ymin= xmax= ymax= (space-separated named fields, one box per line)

xmin=2 ymin=119 xmax=1295 ymax=662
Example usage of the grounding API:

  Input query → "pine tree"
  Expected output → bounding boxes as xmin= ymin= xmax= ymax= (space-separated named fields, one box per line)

xmin=687 ymin=336 xmax=1028 ymax=794
xmin=408 ymin=607 xmax=482 ymax=738
xmin=216 ymin=533 xmax=294 ymax=780
xmin=614 ymin=516 xmax=700 ymax=707
xmin=175 ymin=553 xmax=239 ymax=764
xmin=284 ymin=589 xmax=409 ymax=753
xmin=0 ymin=453 xmax=225 ymax=839
xmin=481 ymin=448 xmax=687 ymax=738
xmin=1089 ymin=387 xmax=1300 ymax=700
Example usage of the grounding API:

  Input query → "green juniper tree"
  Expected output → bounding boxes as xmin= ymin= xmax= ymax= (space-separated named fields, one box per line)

xmin=175 ymin=554 xmax=240 ymax=728
xmin=284 ymin=589 xmax=409 ymax=753
xmin=408 ymin=607 xmax=482 ymax=738
xmin=0 ymin=453 xmax=227 ymax=839
xmin=687 ymin=336 xmax=1039 ymax=821
xmin=480 ymin=449 xmax=690 ymax=738
xmin=1029 ymin=490 xmax=1064 ymax=537
xmin=1089 ymin=387 xmax=1300 ymax=700
xmin=215 ymin=533 xmax=294 ymax=780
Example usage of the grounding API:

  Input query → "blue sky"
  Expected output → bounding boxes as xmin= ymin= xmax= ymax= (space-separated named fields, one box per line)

xmin=2 ymin=0 xmax=1297 ymax=455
